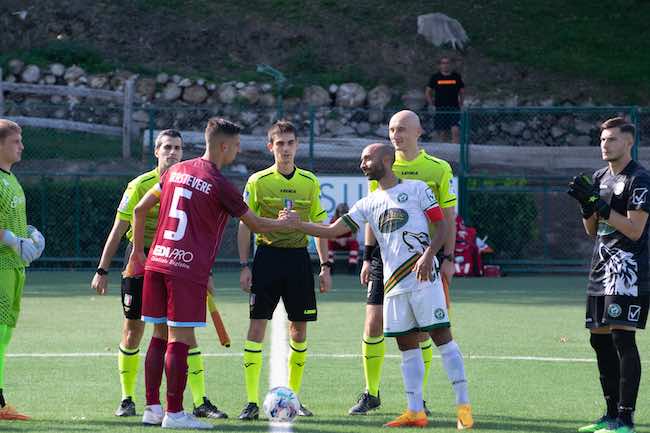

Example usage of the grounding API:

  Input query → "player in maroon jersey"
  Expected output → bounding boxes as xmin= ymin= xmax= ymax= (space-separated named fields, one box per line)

xmin=127 ymin=118 xmax=296 ymax=430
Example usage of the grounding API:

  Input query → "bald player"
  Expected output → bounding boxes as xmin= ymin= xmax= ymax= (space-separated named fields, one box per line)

xmin=349 ymin=111 xmax=473 ymax=430
xmin=283 ymin=143 xmax=448 ymax=427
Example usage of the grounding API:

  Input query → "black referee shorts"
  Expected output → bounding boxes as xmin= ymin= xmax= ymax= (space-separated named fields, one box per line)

xmin=586 ymin=294 xmax=649 ymax=330
xmin=250 ymin=245 xmax=317 ymax=322
xmin=366 ymin=247 xmax=384 ymax=305
xmin=120 ymin=243 xmax=148 ymax=320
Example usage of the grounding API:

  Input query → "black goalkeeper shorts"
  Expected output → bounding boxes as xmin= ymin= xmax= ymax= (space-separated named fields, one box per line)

xmin=586 ymin=294 xmax=649 ymax=329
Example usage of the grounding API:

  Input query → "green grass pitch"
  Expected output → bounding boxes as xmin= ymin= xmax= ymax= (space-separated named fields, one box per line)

xmin=4 ymin=271 xmax=650 ymax=432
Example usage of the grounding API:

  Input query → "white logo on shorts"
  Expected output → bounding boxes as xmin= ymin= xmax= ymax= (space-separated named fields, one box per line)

xmin=124 ymin=294 xmax=132 ymax=307
xmin=628 ymin=305 xmax=641 ymax=322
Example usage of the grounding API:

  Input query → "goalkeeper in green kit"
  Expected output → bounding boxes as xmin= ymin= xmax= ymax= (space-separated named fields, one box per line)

xmin=0 ymin=119 xmax=45 ymax=421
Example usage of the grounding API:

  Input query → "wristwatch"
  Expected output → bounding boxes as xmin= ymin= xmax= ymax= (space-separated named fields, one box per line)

xmin=96 ymin=267 xmax=109 ymax=276
xmin=441 ymin=254 xmax=454 ymax=263
xmin=320 ymin=262 xmax=333 ymax=269
xmin=239 ymin=260 xmax=251 ymax=269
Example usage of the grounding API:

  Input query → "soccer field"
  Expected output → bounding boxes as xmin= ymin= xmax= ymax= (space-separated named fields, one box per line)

xmin=5 ymin=271 xmax=650 ymax=432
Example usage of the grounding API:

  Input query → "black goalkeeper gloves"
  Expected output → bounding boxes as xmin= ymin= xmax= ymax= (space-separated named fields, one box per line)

xmin=567 ymin=173 xmax=611 ymax=220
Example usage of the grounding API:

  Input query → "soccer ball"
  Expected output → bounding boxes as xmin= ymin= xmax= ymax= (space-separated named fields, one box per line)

xmin=262 ymin=386 xmax=300 ymax=422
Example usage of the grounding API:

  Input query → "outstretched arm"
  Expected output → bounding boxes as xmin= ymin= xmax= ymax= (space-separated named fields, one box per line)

xmin=239 ymin=209 xmax=293 ymax=233
xmin=92 ymin=218 xmax=130 ymax=294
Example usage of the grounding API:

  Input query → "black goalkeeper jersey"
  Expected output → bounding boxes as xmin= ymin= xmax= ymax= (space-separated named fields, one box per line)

xmin=588 ymin=160 xmax=650 ymax=297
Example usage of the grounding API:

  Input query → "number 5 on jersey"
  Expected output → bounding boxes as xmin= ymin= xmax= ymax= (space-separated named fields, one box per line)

xmin=164 ymin=186 xmax=192 ymax=241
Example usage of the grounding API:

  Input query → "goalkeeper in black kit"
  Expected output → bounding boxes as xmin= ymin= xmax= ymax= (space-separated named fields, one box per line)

xmin=568 ymin=117 xmax=650 ymax=433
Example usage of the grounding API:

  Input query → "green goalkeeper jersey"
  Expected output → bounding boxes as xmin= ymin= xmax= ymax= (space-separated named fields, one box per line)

xmin=116 ymin=168 xmax=160 ymax=248
xmin=0 ymin=169 xmax=28 ymax=270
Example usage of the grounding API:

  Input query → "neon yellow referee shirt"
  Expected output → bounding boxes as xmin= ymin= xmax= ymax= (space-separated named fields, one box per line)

xmin=244 ymin=165 xmax=327 ymax=248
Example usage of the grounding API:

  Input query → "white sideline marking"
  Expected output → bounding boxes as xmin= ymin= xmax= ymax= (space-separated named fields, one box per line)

xmin=9 ymin=352 xmax=614 ymax=364
xmin=268 ymin=300 xmax=292 ymax=433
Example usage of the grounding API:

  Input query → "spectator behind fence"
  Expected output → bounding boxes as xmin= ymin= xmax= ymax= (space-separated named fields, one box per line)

xmin=425 ymin=56 xmax=464 ymax=144
xmin=327 ymin=203 xmax=360 ymax=274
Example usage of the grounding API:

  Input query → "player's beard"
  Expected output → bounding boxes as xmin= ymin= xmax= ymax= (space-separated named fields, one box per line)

xmin=366 ymin=164 xmax=385 ymax=181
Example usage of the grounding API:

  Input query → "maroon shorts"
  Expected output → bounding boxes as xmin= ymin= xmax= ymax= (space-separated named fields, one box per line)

xmin=141 ymin=270 xmax=207 ymax=327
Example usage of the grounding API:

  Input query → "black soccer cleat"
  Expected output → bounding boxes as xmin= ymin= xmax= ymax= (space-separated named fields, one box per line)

xmin=348 ymin=391 xmax=381 ymax=415
xmin=115 ymin=397 xmax=136 ymax=417
xmin=193 ymin=397 xmax=228 ymax=419
xmin=423 ymin=400 xmax=431 ymax=417
xmin=298 ymin=404 xmax=313 ymax=417
xmin=238 ymin=402 xmax=259 ymax=420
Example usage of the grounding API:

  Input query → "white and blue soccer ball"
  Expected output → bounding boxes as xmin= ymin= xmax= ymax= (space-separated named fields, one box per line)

xmin=263 ymin=386 xmax=300 ymax=422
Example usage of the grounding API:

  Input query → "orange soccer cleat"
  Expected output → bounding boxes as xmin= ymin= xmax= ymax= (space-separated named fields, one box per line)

xmin=383 ymin=409 xmax=428 ymax=428
xmin=0 ymin=405 xmax=30 ymax=421
xmin=456 ymin=404 xmax=474 ymax=430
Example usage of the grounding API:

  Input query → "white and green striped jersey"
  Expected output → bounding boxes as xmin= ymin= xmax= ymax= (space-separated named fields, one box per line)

xmin=0 ymin=169 xmax=28 ymax=269
xmin=342 ymin=179 xmax=443 ymax=297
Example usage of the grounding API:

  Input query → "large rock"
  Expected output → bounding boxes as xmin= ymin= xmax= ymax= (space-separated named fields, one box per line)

xmin=240 ymin=111 xmax=259 ymax=126
xmin=417 ymin=13 xmax=469 ymax=50
xmin=156 ymin=72 xmax=169 ymax=84
xmin=161 ymin=82 xmax=182 ymax=101
xmin=367 ymin=85 xmax=392 ymax=109
xmin=336 ymin=83 xmax=367 ymax=108
xmin=566 ymin=134 xmax=592 ymax=146
xmin=182 ymin=85 xmax=208 ymax=104
xmin=178 ymin=78 xmax=192 ymax=87
xmin=64 ymin=65 xmax=85 ymax=82
xmin=355 ymin=122 xmax=372 ymax=135
xmin=8 ymin=59 xmax=24 ymax=75
xmin=238 ymin=85 xmax=259 ymax=105
xmin=88 ymin=74 xmax=109 ymax=89
xmin=303 ymin=85 xmax=331 ymax=107
xmin=574 ymin=119 xmax=597 ymax=135
xmin=44 ymin=74 xmax=57 ymax=85
xmin=218 ymin=83 xmax=237 ymax=104
xmin=136 ymin=77 xmax=157 ymax=100
xmin=368 ymin=109 xmax=385 ymax=124
xmin=502 ymin=121 xmax=527 ymax=136
xmin=258 ymin=93 xmax=276 ymax=107
xmin=132 ymin=110 xmax=149 ymax=123
xmin=401 ymin=89 xmax=426 ymax=110
xmin=110 ymin=71 xmax=135 ymax=90
xmin=21 ymin=65 xmax=40 ymax=83
xmin=49 ymin=63 xmax=65 ymax=77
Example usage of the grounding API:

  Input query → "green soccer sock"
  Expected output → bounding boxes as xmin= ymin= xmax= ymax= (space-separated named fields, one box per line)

xmin=0 ymin=324 xmax=10 ymax=390
xmin=420 ymin=337 xmax=434 ymax=390
xmin=243 ymin=340 xmax=263 ymax=405
xmin=118 ymin=344 xmax=140 ymax=401
xmin=288 ymin=339 xmax=308 ymax=394
xmin=187 ymin=347 xmax=206 ymax=407
xmin=362 ymin=335 xmax=385 ymax=398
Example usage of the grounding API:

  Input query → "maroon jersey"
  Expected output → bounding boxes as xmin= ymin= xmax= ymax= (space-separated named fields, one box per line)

xmin=146 ymin=157 xmax=248 ymax=284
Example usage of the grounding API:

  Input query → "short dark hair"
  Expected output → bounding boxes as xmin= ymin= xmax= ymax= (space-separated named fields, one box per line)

xmin=155 ymin=129 xmax=182 ymax=149
xmin=205 ymin=117 xmax=241 ymax=146
xmin=0 ymin=119 xmax=21 ymax=142
xmin=601 ymin=117 xmax=635 ymax=137
xmin=267 ymin=120 xmax=297 ymax=144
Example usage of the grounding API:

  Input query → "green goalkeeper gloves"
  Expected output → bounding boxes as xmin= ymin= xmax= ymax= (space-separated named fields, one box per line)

xmin=567 ymin=173 xmax=611 ymax=220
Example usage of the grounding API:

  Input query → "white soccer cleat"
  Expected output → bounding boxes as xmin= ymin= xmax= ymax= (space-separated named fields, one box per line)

xmin=142 ymin=404 xmax=164 ymax=426
xmin=162 ymin=412 xmax=213 ymax=429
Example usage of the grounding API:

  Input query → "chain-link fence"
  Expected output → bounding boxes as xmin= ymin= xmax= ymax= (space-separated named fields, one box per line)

xmin=10 ymin=102 xmax=650 ymax=270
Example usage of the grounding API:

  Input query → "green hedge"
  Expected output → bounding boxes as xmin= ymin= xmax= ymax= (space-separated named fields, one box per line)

xmin=21 ymin=175 xmax=131 ymax=264
xmin=466 ymin=178 xmax=539 ymax=259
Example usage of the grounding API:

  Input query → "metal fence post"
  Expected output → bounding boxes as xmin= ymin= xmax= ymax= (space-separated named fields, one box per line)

xmin=309 ymin=106 xmax=315 ymax=171
xmin=122 ymin=79 xmax=135 ymax=159
xmin=0 ymin=67 xmax=4 ymax=116
xmin=74 ymin=175 xmax=81 ymax=259
xmin=40 ymin=176 xmax=48 ymax=233
xmin=631 ymin=106 xmax=640 ymax=160
xmin=458 ymin=109 xmax=470 ymax=221
xmin=146 ymin=106 xmax=156 ymax=163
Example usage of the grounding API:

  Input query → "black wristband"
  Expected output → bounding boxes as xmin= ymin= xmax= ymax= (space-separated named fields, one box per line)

xmin=320 ymin=262 xmax=333 ymax=269
xmin=441 ymin=254 xmax=454 ymax=263
xmin=363 ymin=244 xmax=376 ymax=261
xmin=96 ymin=267 xmax=108 ymax=276
xmin=239 ymin=260 xmax=250 ymax=269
